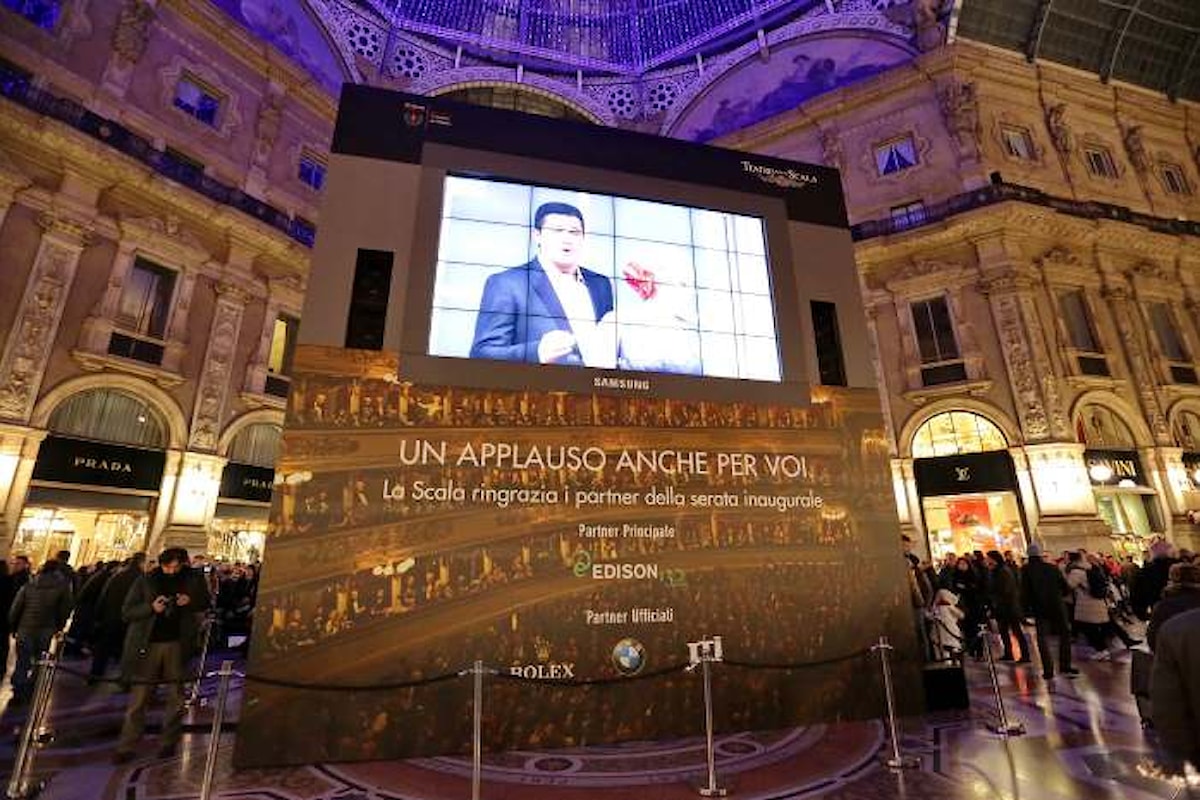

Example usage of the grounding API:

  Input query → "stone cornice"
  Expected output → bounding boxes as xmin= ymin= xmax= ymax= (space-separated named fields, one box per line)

xmin=0 ymin=96 xmax=309 ymax=268
xmin=855 ymin=200 xmax=1196 ymax=267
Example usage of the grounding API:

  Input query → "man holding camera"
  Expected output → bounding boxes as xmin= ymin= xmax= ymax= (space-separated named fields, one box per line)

xmin=113 ymin=547 xmax=210 ymax=763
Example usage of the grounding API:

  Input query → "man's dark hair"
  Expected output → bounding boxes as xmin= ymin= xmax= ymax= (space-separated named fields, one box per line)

xmin=533 ymin=202 xmax=584 ymax=232
xmin=40 ymin=559 xmax=61 ymax=574
xmin=129 ymin=552 xmax=147 ymax=569
xmin=158 ymin=547 xmax=189 ymax=568
xmin=55 ymin=549 xmax=70 ymax=564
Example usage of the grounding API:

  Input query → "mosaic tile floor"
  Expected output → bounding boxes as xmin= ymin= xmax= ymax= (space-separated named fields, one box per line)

xmin=2 ymin=641 xmax=1197 ymax=800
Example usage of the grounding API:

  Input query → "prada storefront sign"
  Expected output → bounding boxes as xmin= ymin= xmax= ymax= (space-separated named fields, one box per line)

xmin=1085 ymin=449 xmax=1145 ymax=487
xmin=32 ymin=435 xmax=166 ymax=492
xmin=220 ymin=463 xmax=276 ymax=503
xmin=913 ymin=450 xmax=1017 ymax=496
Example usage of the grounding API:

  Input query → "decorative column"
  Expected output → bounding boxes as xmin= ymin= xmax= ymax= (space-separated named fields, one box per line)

xmin=159 ymin=452 xmax=227 ymax=553
xmin=189 ymin=282 xmax=248 ymax=452
xmin=1099 ymin=268 xmax=1170 ymax=446
xmin=245 ymin=81 xmax=285 ymax=198
xmin=890 ymin=457 xmax=922 ymax=537
xmin=0 ymin=426 xmax=47 ymax=557
xmin=0 ymin=213 xmax=92 ymax=424
xmin=161 ymin=270 xmax=197 ymax=374
xmin=975 ymin=235 xmax=1070 ymax=443
xmin=243 ymin=296 xmax=281 ymax=398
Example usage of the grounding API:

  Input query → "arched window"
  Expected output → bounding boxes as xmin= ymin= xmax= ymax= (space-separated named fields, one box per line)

xmin=226 ymin=423 xmax=281 ymax=468
xmin=440 ymin=86 xmax=592 ymax=122
xmin=48 ymin=389 xmax=167 ymax=448
xmin=1074 ymin=404 xmax=1137 ymax=448
xmin=1173 ymin=409 xmax=1200 ymax=451
xmin=911 ymin=411 xmax=1007 ymax=458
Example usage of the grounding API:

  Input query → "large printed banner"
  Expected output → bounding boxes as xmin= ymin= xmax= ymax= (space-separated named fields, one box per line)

xmin=236 ymin=346 xmax=918 ymax=767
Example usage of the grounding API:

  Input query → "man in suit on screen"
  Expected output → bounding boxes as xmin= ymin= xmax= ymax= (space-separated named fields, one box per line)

xmin=470 ymin=202 xmax=615 ymax=366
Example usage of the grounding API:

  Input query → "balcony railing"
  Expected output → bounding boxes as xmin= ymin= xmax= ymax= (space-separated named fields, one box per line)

xmin=0 ymin=60 xmax=315 ymax=248
xmin=852 ymin=181 xmax=1200 ymax=241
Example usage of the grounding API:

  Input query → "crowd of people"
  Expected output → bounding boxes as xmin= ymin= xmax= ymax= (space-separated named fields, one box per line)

xmin=1 ymin=531 xmax=1196 ymax=774
xmin=903 ymin=537 xmax=1200 ymax=773
xmin=0 ymin=551 xmax=260 ymax=695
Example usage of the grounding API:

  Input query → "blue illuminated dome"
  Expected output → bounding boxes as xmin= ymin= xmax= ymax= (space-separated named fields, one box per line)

xmin=352 ymin=0 xmax=823 ymax=74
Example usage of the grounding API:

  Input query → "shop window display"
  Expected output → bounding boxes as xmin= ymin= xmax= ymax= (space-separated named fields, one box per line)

xmin=922 ymin=492 xmax=1025 ymax=560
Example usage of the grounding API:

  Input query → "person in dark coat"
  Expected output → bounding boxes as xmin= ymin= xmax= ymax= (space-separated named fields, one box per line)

xmin=1146 ymin=561 xmax=1200 ymax=651
xmin=8 ymin=560 xmax=73 ymax=702
xmin=90 ymin=553 xmax=146 ymax=681
xmin=0 ymin=561 xmax=14 ymax=685
xmin=985 ymin=550 xmax=1030 ymax=662
xmin=113 ymin=548 xmax=210 ymax=762
xmin=946 ymin=556 xmax=984 ymax=658
xmin=9 ymin=555 xmax=31 ymax=592
xmin=1019 ymin=544 xmax=1077 ymax=679
xmin=1132 ymin=542 xmax=1178 ymax=619
xmin=1150 ymin=607 xmax=1200 ymax=773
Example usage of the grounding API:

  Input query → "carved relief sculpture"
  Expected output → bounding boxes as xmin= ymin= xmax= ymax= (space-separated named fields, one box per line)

xmin=1122 ymin=125 xmax=1149 ymax=175
xmin=990 ymin=292 xmax=1049 ymax=440
xmin=818 ymin=128 xmax=845 ymax=172
xmin=912 ymin=0 xmax=945 ymax=52
xmin=938 ymin=80 xmax=981 ymax=159
xmin=112 ymin=0 xmax=155 ymax=65
xmin=101 ymin=0 xmax=156 ymax=98
xmin=1103 ymin=285 xmax=1171 ymax=443
xmin=0 ymin=218 xmax=90 ymax=422
xmin=1045 ymin=103 xmax=1073 ymax=156
xmin=252 ymin=87 xmax=284 ymax=170
xmin=188 ymin=285 xmax=247 ymax=451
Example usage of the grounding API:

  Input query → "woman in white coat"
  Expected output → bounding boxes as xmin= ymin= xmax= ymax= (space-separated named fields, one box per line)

xmin=1066 ymin=552 xmax=1141 ymax=660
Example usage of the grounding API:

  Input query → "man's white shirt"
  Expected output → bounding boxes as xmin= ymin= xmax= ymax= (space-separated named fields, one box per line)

xmin=539 ymin=259 xmax=613 ymax=367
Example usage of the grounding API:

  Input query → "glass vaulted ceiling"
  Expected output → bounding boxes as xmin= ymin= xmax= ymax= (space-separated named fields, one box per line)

xmin=352 ymin=0 xmax=822 ymax=75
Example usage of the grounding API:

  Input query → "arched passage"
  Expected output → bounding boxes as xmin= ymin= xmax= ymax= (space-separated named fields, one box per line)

xmin=903 ymin=406 xmax=1030 ymax=560
xmin=17 ymin=377 xmax=187 ymax=565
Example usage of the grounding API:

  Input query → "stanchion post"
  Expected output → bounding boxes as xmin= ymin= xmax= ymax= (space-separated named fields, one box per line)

xmin=457 ymin=660 xmax=493 ymax=800
xmin=472 ymin=659 xmax=483 ymax=800
xmin=687 ymin=635 xmax=728 ymax=797
xmin=199 ymin=660 xmax=236 ymax=800
xmin=979 ymin=623 xmax=1025 ymax=737
xmin=871 ymin=636 xmax=920 ymax=770
xmin=6 ymin=634 xmax=65 ymax=799
xmin=186 ymin=615 xmax=215 ymax=709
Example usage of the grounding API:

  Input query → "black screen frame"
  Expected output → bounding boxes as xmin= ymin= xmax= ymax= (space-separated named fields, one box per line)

xmin=397 ymin=144 xmax=812 ymax=405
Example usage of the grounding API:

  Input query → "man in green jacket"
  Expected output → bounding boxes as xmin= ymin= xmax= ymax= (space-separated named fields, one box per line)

xmin=113 ymin=547 xmax=210 ymax=763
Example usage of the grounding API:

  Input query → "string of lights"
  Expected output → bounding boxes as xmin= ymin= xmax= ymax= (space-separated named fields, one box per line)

xmin=351 ymin=0 xmax=815 ymax=73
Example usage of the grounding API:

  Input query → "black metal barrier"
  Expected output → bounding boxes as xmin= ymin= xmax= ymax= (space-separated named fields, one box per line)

xmin=9 ymin=637 xmax=915 ymax=800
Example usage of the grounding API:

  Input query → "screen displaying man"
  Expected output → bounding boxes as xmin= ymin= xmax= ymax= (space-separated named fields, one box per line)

xmin=470 ymin=202 xmax=615 ymax=366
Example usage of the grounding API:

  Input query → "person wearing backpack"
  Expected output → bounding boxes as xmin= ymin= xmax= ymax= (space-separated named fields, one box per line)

xmin=1066 ymin=551 xmax=1141 ymax=660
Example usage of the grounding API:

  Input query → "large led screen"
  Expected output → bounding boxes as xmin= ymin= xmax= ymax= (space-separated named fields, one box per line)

xmin=428 ymin=175 xmax=782 ymax=381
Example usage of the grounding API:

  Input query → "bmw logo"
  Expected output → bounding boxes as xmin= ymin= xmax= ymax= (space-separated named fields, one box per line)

xmin=611 ymin=638 xmax=646 ymax=676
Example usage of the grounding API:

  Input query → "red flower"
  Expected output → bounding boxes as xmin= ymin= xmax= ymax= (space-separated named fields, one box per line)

xmin=623 ymin=261 xmax=657 ymax=300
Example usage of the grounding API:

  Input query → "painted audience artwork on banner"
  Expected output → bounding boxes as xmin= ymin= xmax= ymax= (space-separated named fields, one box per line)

xmin=236 ymin=346 xmax=918 ymax=767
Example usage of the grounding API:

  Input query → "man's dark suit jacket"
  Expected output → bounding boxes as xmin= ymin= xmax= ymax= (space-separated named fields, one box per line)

xmin=469 ymin=259 xmax=614 ymax=365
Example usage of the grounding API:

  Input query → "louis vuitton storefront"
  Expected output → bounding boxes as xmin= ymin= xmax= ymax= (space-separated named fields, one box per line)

xmin=909 ymin=411 xmax=1030 ymax=561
